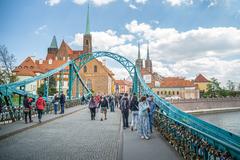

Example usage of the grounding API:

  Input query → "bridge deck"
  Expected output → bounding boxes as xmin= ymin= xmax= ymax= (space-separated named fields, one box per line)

xmin=0 ymin=106 xmax=179 ymax=160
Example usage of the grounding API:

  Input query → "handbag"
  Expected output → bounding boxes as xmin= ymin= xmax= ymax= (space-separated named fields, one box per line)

xmin=23 ymin=108 xmax=30 ymax=113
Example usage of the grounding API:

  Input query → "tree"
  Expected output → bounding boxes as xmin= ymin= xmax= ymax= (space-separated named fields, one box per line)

xmin=37 ymin=76 xmax=57 ymax=96
xmin=226 ymin=80 xmax=235 ymax=91
xmin=204 ymin=78 xmax=221 ymax=98
xmin=0 ymin=45 xmax=18 ymax=84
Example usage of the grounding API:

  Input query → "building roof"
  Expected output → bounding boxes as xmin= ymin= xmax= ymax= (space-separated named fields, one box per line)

xmin=85 ymin=3 xmax=90 ymax=35
xmin=57 ymin=40 xmax=73 ymax=57
xmin=115 ymin=80 xmax=132 ymax=86
xmin=160 ymin=77 xmax=195 ymax=88
xmin=195 ymin=74 xmax=209 ymax=83
xmin=49 ymin=35 xmax=58 ymax=49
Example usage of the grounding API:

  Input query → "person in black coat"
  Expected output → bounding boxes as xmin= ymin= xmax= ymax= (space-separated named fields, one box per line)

xmin=59 ymin=92 xmax=66 ymax=114
xmin=130 ymin=95 xmax=139 ymax=131
xmin=120 ymin=93 xmax=130 ymax=129
xmin=23 ymin=95 xmax=33 ymax=123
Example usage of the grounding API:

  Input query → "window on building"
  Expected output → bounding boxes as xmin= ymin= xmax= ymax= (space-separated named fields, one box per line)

xmin=161 ymin=91 xmax=163 ymax=95
xmin=86 ymin=40 xmax=89 ymax=45
xmin=94 ymin=65 xmax=97 ymax=72
xmin=87 ymin=80 xmax=92 ymax=90
xmin=84 ymin=66 xmax=87 ymax=73
xmin=173 ymin=91 xmax=175 ymax=95
xmin=157 ymin=91 xmax=160 ymax=95
xmin=165 ymin=91 xmax=167 ymax=95
xmin=168 ymin=91 xmax=171 ymax=95
xmin=177 ymin=91 xmax=179 ymax=95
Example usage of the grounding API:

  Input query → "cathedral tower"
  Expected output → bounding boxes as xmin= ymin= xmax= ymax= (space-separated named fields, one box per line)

xmin=145 ymin=42 xmax=152 ymax=73
xmin=135 ymin=42 xmax=143 ymax=70
xmin=83 ymin=4 xmax=92 ymax=53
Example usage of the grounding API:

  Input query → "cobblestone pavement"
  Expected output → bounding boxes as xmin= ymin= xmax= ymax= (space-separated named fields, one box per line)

xmin=123 ymin=128 xmax=180 ymax=160
xmin=0 ymin=106 xmax=86 ymax=140
xmin=0 ymin=108 xmax=121 ymax=160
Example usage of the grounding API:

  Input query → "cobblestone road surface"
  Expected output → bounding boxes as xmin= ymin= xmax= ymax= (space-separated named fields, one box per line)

xmin=0 ymin=108 xmax=121 ymax=160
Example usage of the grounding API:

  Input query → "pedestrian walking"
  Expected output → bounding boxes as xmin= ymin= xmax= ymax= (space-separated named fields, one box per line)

xmin=120 ymin=93 xmax=130 ymax=129
xmin=23 ymin=95 xmax=33 ymax=124
xmin=109 ymin=95 xmax=115 ymax=112
xmin=130 ymin=94 xmax=139 ymax=131
xmin=115 ymin=94 xmax=119 ymax=108
xmin=52 ymin=94 xmax=59 ymax=114
xmin=36 ymin=94 xmax=46 ymax=123
xmin=99 ymin=96 xmax=108 ymax=121
xmin=148 ymin=95 xmax=156 ymax=133
xmin=138 ymin=96 xmax=150 ymax=140
xmin=0 ymin=92 xmax=3 ymax=114
xmin=88 ymin=96 xmax=97 ymax=120
xmin=59 ymin=92 xmax=66 ymax=114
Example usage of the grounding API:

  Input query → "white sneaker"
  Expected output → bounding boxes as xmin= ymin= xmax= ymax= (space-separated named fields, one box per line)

xmin=141 ymin=136 xmax=144 ymax=139
xmin=145 ymin=136 xmax=150 ymax=140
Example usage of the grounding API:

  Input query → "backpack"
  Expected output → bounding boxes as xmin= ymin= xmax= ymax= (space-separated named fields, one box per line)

xmin=121 ymin=98 xmax=129 ymax=111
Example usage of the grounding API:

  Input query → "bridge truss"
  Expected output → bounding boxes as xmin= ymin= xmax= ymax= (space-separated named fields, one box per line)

xmin=0 ymin=51 xmax=239 ymax=159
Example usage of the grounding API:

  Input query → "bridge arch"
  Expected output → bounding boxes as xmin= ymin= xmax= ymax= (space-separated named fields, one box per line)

xmin=0 ymin=51 xmax=239 ymax=158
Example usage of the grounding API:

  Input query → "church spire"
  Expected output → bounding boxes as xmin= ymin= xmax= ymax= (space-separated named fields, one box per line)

xmin=138 ymin=42 xmax=141 ymax=59
xmin=146 ymin=41 xmax=150 ymax=60
xmin=85 ymin=3 xmax=90 ymax=35
xmin=49 ymin=35 xmax=58 ymax=49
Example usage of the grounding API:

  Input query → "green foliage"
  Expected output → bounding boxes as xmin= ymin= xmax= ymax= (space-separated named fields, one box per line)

xmin=37 ymin=76 xmax=57 ymax=96
xmin=203 ymin=78 xmax=240 ymax=98
xmin=37 ymin=84 xmax=44 ymax=96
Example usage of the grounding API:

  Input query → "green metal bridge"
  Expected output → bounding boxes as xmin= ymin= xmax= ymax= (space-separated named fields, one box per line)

xmin=0 ymin=51 xmax=239 ymax=159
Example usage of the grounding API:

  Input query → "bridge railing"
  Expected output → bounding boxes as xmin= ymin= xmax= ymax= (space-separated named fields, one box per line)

xmin=135 ymin=67 xmax=240 ymax=159
xmin=154 ymin=109 xmax=239 ymax=159
xmin=0 ymin=95 xmax=90 ymax=125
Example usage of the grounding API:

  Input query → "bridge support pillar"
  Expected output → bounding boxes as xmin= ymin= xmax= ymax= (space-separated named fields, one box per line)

xmin=19 ymin=85 xmax=25 ymax=106
xmin=132 ymin=67 xmax=139 ymax=95
xmin=44 ymin=77 xmax=49 ymax=100
xmin=59 ymin=70 xmax=64 ymax=96
xmin=68 ymin=64 xmax=74 ymax=100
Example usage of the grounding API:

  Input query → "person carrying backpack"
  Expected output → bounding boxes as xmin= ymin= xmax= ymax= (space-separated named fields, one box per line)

xmin=59 ymin=92 xmax=65 ymax=114
xmin=120 ymin=93 xmax=130 ymax=129
xmin=36 ymin=94 xmax=46 ymax=123
xmin=99 ymin=96 xmax=108 ymax=121
xmin=130 ymin=94 xmax=139 ymax=131
xmin=23 ymin=95 xmax=33 ymax=124
xmin=88 ymin=96 xmax=97 ymax=120
xmin=52 ymin=94 xmax=59 ymax=115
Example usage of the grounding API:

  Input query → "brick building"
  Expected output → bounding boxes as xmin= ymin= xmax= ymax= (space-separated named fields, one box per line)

xmin=13 ymin=6 xmax=115 ymax=96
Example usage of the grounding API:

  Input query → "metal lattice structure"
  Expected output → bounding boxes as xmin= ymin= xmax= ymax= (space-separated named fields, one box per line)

xmin=0 ymin=51 xmax=239 ymax=159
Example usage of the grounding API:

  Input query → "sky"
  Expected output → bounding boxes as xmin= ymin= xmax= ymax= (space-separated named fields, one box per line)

xmin=0 ymin=0 xmax=240 ymax=86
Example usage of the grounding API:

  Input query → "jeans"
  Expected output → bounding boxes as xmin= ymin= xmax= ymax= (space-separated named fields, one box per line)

xmin=110 ymin=102 xmax=115 ymax=112
xmin=131 ymin=111 xmax=138 ymax=130
xmin=37 ymin=110 xmax=43 ymax=121
xmin=54 ymin=103 xmax=58 ymax=114
xmin=122 ymin=111 xmax=129 ymax=128
xmin=138 ymin=115 xmax=150 ymax=138
xmin=24 ymin=110 xmax=32 ymax=123
xmin=89 ymin=108 xmax=96 ymax=120
xmin=60 ymin=103 xmax=64 ymax=114
xmin=149 ymin=114 xmax=153 ymax=133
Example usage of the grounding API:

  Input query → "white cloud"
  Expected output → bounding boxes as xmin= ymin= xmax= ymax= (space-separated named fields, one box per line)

xmin=73 ymin=0 xmax=115 ymax=6
xmin=124 ymin=20 xmax=240 ymax=84
xmin=165 ymin=0 xmax=193 ymax=6
xmin=69 ymin=20 xmax=240 ymax=84
xmin=34 ymin=25 xmax=47 ymax=35
xmin=45 ymin=0 xmax=61 ymax=6
xmin=135 ymin=0 xmax=148 ymax=4
xmin=129 ymin=4 xmax=138 ymax=9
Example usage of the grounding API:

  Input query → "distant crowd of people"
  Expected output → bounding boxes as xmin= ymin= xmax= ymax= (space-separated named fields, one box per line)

xmin=87 ymin=93 xmax=156 ymax=140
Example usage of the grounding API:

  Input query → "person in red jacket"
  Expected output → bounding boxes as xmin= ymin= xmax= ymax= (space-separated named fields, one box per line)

xmin=36 ymin=94 xmax=46 ymax=123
